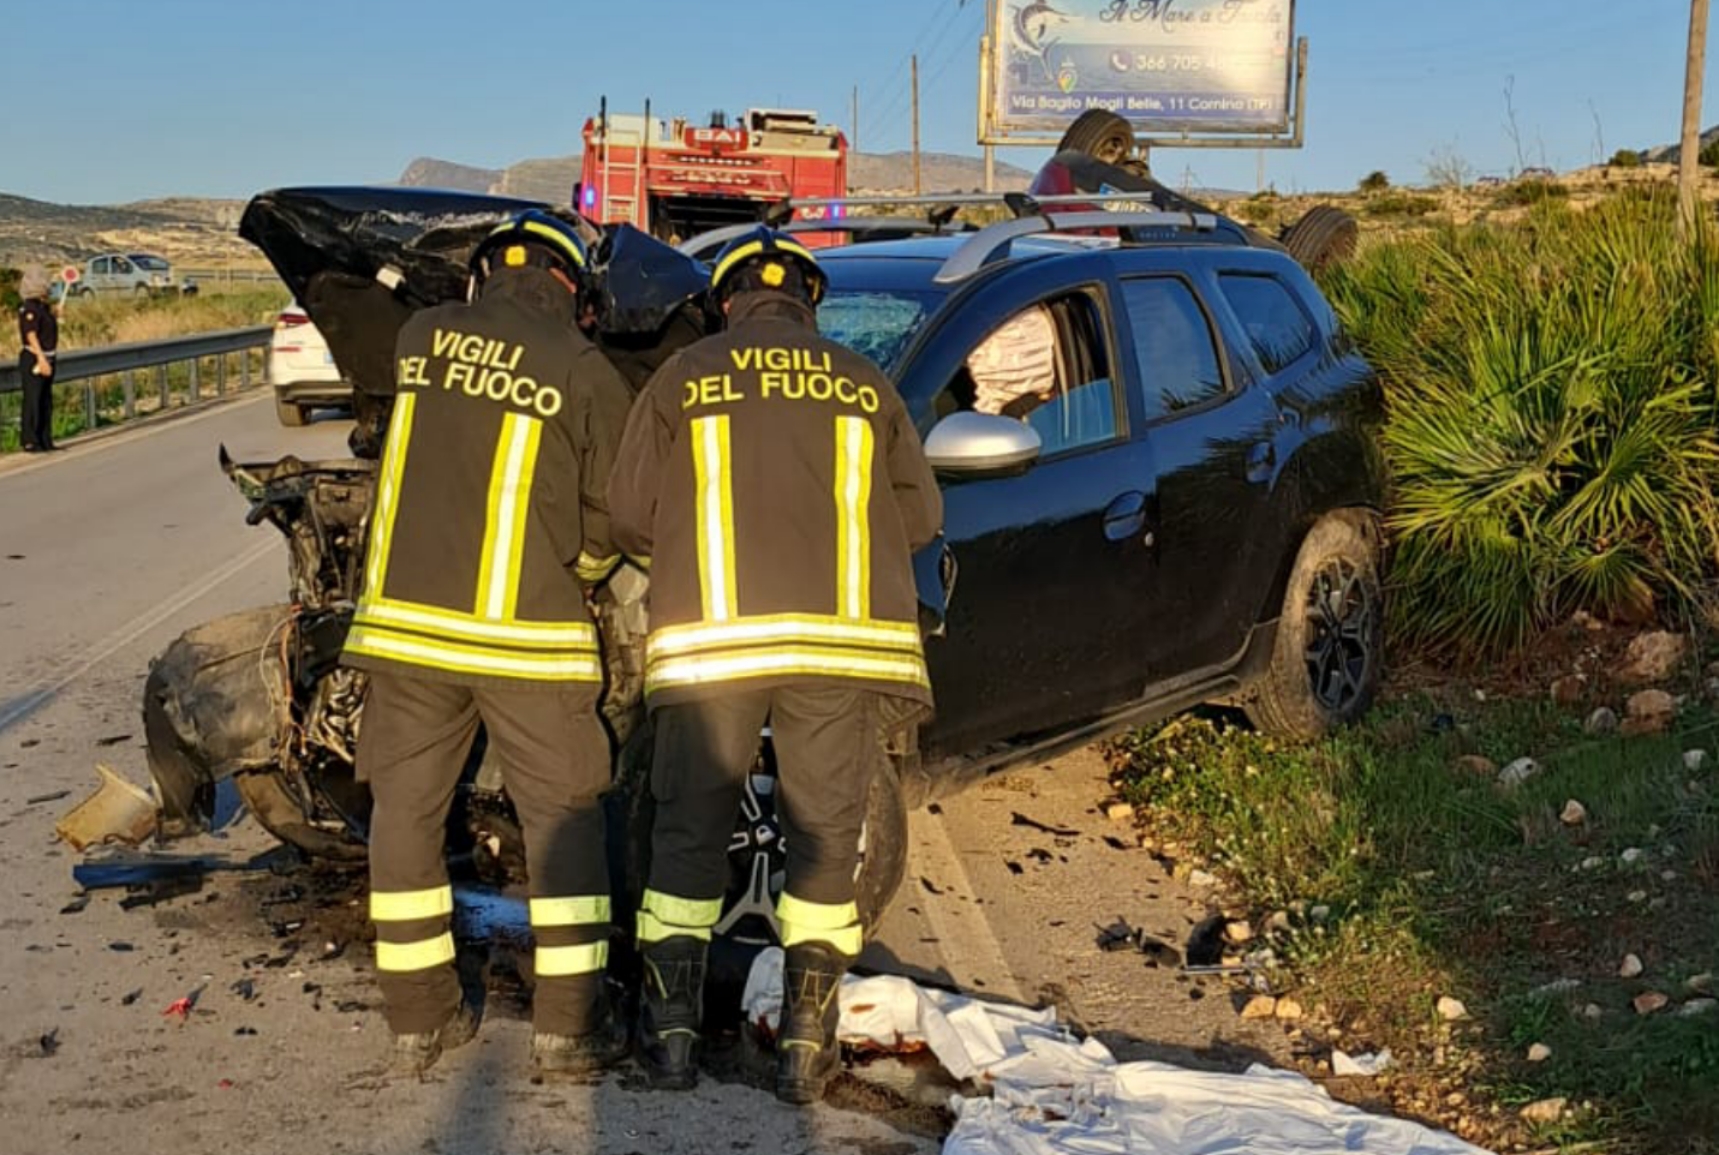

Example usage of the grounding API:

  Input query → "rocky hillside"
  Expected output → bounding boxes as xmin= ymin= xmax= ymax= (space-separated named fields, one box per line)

xmin=0 ymin=193 xmax=254 ymax=269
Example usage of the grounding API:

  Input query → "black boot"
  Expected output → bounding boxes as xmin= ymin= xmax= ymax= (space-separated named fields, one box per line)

xmin=638 ymin=936 xmax=707 ymax=1090
xmin=775 ymin=943 xmax=852 ymax=1105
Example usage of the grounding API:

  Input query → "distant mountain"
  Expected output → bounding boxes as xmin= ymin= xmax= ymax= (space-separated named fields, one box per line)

xmin=0 ymin=193 xmax=252 ymax=268
xmin=1639 ymin=125 xmax=1719 ymax=164
xmin=393 ymin=150 xmax=1037 ymax=199
xmin=397 ymin=157 xmax=504 ymax=194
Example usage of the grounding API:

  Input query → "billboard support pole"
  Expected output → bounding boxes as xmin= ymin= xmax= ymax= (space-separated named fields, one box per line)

xmin=911 ymin=54 xmax=922 ymax=197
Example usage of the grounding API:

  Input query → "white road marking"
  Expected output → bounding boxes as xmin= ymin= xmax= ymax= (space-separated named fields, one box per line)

xmin=0 ymin=535 xmax=279 ymax=732
xmin=910 ymin=806 xmax=1028 ymax=1003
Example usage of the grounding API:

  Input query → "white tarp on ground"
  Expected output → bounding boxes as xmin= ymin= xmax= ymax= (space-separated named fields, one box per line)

xmin=744 ymin=948 xmax=1492 ymax=1155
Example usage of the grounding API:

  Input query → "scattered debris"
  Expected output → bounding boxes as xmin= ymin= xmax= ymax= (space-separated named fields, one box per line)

xmin=1185 ymin=917 xmax=1229 ymax=967
xmin=119 ymin=875 xmax=205 ymax=910
xmin=1623 ymin=689 xmax=1676 ymax=735
xmin=334 ymin=1000 xmax=370 ymax=1014
xmin=1005 ymin=861 xmax=1023 ymax=875
xmin=1436 ymin=996 xmax=1469 ymax=1022
xmin=1583 ymin=706 xmax=1619 ymax=735
xmin=108 ymin=941 xmax=135 ymax=953
xmin=1096 ymin=919 xmax=1139 ymax=952
xmin=120 ymin=989 xmax=142 ymax=1006
xmin=24 ymin=790 xmax=71 ymax=806
xmin=1531 ymin=978 xmax=1582 ymax=999
xmin=1223 ymin=920 xmax=1253 ymax=945
xmin=162 ymin=993 xmax=198 ymax=1020
xmin=1497 ymin=758 xmax=1540 ymax=789
xmin=58 ymin=894 xmax=89 ymax=915
xmin=1332 ymin=1048 xmax=1392 ymax=1076
xmin=233 ymin=1027 xmax=258 ymax=1037
xmin=1526 ymin=1043 xmax=1552 ymax=1063
xmin=72 ymin=850 xmax=276 ymax=891
xmin=94 ymin=734 xmax=133 ymax=747
xmin=53 ymin=764 xmax=157 ymax=851
xmin=34 ymin=1028 xmax=59 ymax=1058
xmin=1240 ymin=995 xmax=1277 ymax=1020
xmin=1619 ymin=954 xmax=1644 ymax=979
xmin=1560 ymin=799 xmax=1588 ymax=826
xmin=231 ymin=979 xmax=256 ymax=1002
xmin=1104 ymin=802 xmax=1135 ymax=822
xmin=1520 ymin=1097 xmax=1567 ymax=1125
xmin=1010 ymin=812 xmax=1080 ymax=838
xmin=918 ymin=877 xmax=945 ymax=896
xmin=1633 ymin=991 xmax=1669 ymax=1016
xmin=1619 ymin=631 xmax=1687 ymax=684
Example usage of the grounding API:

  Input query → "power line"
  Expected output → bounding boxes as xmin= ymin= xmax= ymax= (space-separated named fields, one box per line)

xmin=864 ymin=0 xmax=976 ymax=146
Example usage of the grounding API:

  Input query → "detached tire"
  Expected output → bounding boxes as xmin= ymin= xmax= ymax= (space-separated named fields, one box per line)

xmin=1279 ymin=206 xmax=1359 ymax=272
xmin=234 ymin=769 xmax=369 ymax=862
xmin=1245 ymin=515 xmax=1383 ymax=740
xmin=1058 ymin=109 xmax=1137 ymax=166
xmin=275 ymin=396 xmax=308 ymax=427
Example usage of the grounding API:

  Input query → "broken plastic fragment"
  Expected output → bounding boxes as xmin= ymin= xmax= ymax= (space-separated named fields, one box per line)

xmin=54 ymin=764 xmax=157 ymax=851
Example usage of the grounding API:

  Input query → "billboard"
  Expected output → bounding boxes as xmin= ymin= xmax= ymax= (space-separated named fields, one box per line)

xmin=984 ymin=0 xmax=1297 ymax=141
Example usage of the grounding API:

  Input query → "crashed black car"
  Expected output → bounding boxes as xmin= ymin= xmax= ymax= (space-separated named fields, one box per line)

xmin=145 ymin=181 xmax=1384 ymax=953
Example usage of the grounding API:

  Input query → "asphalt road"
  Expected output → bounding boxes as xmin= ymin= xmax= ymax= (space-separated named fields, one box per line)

xmin=0 ymin=395 xmax=1289 ymax=1155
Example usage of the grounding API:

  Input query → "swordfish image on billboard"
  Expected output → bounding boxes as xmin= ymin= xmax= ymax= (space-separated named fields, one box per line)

xmin=989 ymin=0 xmax=1296 ymax=138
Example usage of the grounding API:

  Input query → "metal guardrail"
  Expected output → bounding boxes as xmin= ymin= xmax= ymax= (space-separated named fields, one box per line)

xmin=1 ymin=326 xmax=272 ymax=441
xmin=178 ymin=268 xmax=282 ymax=286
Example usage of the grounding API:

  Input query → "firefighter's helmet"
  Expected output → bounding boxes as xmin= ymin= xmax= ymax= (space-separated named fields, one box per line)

xmin=708 ymin=227 xmax=827 ymax=306
xmin=469 ymin=210 xmax=589 ymax=287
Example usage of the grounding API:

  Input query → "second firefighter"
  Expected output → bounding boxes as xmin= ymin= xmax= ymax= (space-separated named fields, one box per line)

xmin=609 ymin=228 xmax=943 ymax=1102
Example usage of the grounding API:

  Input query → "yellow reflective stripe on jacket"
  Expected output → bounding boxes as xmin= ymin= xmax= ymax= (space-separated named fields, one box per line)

xmin=346 ymin=625 xmax=603 ymax=682
xmin=370 ymin=885 xmax=454 ymax=923
xmin=648 ymin=613 xmax=920 ymax=658
xmin=575 ymin=550 xmax=620 ymax=583
xmin=536 ymin=940 xmax=609 ymax=978
xmin=646 ymin=644 xmax=929 ymax=695
xmin=476 ymin=413 xmax=544 ymax=621
xmin=357 ymin=598 xmax=598 ymax=650
xmin=364 ymin=392 xmax=417 ymax=597
xmin=691 ymin=415 xmax=738 ymax=622
xmin=376 ymin=932 xmax=456 ymax=973
xmin=834 ymin=415 xmax=874 ymax=621
xmin=529 ymin=896 xmax=612 ymax=927
xmin=778 ymin=893 xmax=863 ymax=954
xmin=637 ymin=909 xmax=712 ymax=944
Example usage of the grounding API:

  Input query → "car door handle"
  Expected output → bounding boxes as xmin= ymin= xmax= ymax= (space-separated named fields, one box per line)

xmin=1102 ymin=491 xmax=1150 ymax=543
xmin=1245 ymin=441 xmax=1276 ymax=482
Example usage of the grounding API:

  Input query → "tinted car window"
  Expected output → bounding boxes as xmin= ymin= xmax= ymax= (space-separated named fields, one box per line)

xmin=1218 ymin=274 xmax=1315 ymax=373
xmin=1119 ymin=278 xmax=1225 ymax=422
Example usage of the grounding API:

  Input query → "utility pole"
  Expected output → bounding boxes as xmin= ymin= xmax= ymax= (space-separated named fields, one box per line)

xmin=911 ymin=53 xmax=923 ymax=196
xmin=985 ymin=145 xmax=995 ymax=193
xmin=1680 ymin=0 xmax=1710 ymax=236
xmin=852 ymin=85 xmax=860 ymax=156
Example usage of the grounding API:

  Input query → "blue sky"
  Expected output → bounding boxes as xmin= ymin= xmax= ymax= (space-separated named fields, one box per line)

xmin=0 ymin=0 xmax=1707 ymax=204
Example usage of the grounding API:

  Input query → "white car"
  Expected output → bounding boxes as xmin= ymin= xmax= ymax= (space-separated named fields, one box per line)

xmin=75 ymin=253 xmax=194 ymax=297
xmin=268 ymin=304 xmax=349 ymax=426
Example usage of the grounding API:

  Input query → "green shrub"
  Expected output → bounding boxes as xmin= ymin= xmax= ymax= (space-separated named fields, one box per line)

xmin=0 ymin=266 xmax=18 ymax=313
xmin=1609 ymin=148 xmax=1643 ymax=169
xmin=1322 ymin=188 xmax=1719 ymax=657
xmin=1493 ymin=178 xmax=1571 ymax=207
xmin=1702 ymin=138 xmax=1719 ymax=168
xmin=1361 ymin=192 xmax=1439 ymax=218
xmin=1358 ymin=170 xmax=1391 ymax=194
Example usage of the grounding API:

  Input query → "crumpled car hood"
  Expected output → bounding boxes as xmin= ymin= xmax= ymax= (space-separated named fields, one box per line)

xmin=239 ymin=187 xmax=710 ymax=395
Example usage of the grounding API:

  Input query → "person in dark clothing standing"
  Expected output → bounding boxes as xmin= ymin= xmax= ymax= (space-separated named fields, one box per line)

xmin=608 ymin=228 xmax=942 ymax=1103
xmin=342 ymin=211 xmax=636 ymax=1076
xmin=15 ymin=268 xmax=59 ymax=452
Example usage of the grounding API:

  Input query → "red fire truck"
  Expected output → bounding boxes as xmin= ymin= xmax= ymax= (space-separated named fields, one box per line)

xmin=575 ymin=106 xmax=848 ymax=243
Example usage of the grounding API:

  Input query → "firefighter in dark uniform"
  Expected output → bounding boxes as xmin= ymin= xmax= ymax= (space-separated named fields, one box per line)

xmin=608 ymin=228 xmax=942 ymax=1102
xmin=343 ymin=211 xmax=635 ymax=1076
xmin=16 ymin=269 xmax=59 ymax=452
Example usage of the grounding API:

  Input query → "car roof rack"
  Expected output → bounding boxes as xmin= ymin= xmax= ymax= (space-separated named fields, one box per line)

xmin=676 ymin=210 xmax=979 ymax=260
xmin=932 ymin=210 xmax=1219 ymax=284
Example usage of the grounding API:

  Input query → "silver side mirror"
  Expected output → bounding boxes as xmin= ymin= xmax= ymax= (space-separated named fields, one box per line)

xmin=923 ymin=411 xmax=1042 ymax=475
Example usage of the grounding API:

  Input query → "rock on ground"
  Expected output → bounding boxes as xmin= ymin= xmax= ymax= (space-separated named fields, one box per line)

xmin=1620 ymin=631 xmax=1688 ymax=684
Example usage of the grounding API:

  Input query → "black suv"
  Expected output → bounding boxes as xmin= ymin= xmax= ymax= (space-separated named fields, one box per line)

xmin=146 ymin=188 xmax=1383 ymax=949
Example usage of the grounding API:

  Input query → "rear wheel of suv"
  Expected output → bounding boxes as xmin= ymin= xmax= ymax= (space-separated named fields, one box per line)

xmin=1246 ymin=514 xmax=1383 ymax=740
xmin=275 ymin=396 xmax=308 ymax=427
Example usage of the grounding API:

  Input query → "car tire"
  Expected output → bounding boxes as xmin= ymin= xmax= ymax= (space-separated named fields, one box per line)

xmin=1278 ymin=206 xmax=1359 ymax=272
xmin=134 ymin=285 xmax=151 ymax=298
xmin=275 ymin=396 xmax=308 ymax=427
xmin=233 ymin=768 xmax=369 ymax=862
xmin=1245 ymin=514 xmax=1383 ymax=740
xmin=1058 ymin=109 xmax=1137 ymax=166
xmin=607 ymin=716 xmax=908 ymax=951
